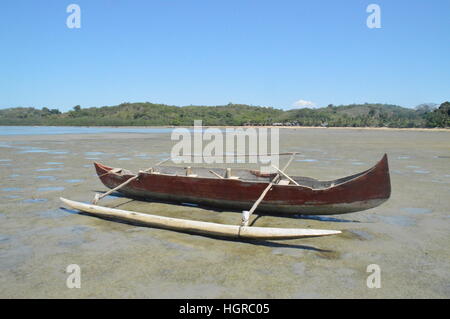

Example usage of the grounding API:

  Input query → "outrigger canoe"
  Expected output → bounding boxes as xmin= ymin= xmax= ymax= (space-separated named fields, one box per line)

xmin=60 ymin=154 xmax=390 ymax=240
xmin=92 ymin=154 xmax=391 ymax=215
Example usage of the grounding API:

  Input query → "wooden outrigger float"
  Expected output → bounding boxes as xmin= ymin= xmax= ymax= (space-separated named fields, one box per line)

xmin=60 ymin=198 xmax=341 ymax=239
xmin=60 ymin=153 xmax=390 ymax=240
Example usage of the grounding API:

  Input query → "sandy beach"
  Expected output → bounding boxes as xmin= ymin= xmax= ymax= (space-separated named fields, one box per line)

xmin=0 ymin=127 xmax=449 ymax=298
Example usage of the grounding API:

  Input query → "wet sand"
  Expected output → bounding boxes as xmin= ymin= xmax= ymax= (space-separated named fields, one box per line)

xmin=0 ymin=128 xmax=449 ymax=298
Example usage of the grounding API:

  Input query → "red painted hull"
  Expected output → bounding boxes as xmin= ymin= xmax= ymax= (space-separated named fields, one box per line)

xmin=94 ymin=154 xmax=391 ymax=215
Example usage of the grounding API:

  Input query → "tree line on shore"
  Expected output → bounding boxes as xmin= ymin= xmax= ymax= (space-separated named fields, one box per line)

xmin=0 ymin=101 xmax=448 ymax=128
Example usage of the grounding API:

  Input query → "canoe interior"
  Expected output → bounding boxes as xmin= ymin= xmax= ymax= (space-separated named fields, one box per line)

xmin=100 ymin=164 xmax=370 ymax=190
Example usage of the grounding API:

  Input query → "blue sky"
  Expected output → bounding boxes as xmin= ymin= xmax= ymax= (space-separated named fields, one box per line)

xmin=0 ymin=0 xmax=449 ymax=111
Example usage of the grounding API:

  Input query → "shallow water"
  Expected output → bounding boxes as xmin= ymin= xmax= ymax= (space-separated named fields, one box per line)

xmin=1 ymin=187 xmax=22 ymax=192
xmin=35 ymin=168 xmax=62 ymax=172
xmin=36 ymin=176 xmax=57 ymax=181
xmin=0 ymin=126 xmax=175 ymax=136
xmin=1 ymin=127 xmax=450 ymax=298
xmin=85 ymin=152 xmax=104 ymax=156
xmin=65 ymin=179 xmax=84 ymax=183
xmin=377 ymin=215 xmax=416 ymax=227
xmin=414 ymin=170 xmax=431 ymax=174
xmin=37 ymin=186 xmax=65 ymax=192
xmin=22 ymin=198 xmax=48 ymax=203
xmin=401 ymin=207 xmax=432 ymax=215
xmin=3 ymin=195 xmax=21 ymax=199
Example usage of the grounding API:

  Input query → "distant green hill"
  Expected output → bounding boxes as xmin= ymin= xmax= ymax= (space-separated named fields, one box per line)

xmin=279 ymin=103 xmax=429 ymax=127
xmin=0 ymin=101 xmax=448 ymax=128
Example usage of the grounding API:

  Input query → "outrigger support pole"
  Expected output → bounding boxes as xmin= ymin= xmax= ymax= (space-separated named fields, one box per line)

xmin=92 ymin=167 xmax=153 ymax=204
xmin=241 ymin=153 xmax=297 ymax=226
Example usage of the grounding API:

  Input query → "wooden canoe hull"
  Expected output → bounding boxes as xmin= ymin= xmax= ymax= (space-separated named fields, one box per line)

xmin=60 ymin=197 xmax=341 ymax=240
xmin=94 ymin=154 xmax=391 ymax=215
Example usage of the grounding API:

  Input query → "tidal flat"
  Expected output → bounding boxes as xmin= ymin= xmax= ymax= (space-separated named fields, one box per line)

xmin=0 ymin=128 xmax=449 ymax=298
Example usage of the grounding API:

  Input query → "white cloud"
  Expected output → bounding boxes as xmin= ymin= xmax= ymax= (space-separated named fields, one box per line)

xmin=291 ymin=99 xmax=316 ymax=109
